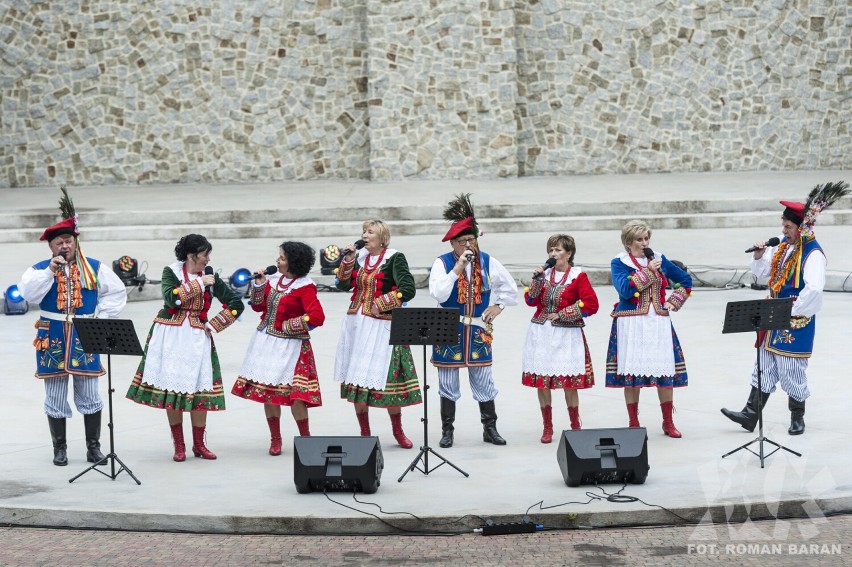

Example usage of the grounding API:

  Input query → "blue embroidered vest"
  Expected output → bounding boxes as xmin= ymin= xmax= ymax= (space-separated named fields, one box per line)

xmin=33 ymin=258 xmax=103 ymax=378
xmin=764 ymin=238 xmax=821 ymax=358
xmin=432 ymin=251 xmax=494 ymax=367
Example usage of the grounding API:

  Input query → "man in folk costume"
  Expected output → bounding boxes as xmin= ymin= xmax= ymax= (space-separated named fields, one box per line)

xmin=722 ymin=181 xmax=849 ymax=436
xmin=429 ymin=194 xmax=519 ymax=447
xmin=17 ymin=188 xmax=127 ymax=466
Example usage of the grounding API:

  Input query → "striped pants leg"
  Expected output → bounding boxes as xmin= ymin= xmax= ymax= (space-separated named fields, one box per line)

xmin=44 ymin=375 xmax=104 ymax=418
xmin=751 ymin=348 xmax=810 ymax=402
xmin=437 ymin=366 xmax=498 ymax=403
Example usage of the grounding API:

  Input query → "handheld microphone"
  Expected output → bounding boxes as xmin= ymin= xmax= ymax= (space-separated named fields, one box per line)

xmin=745 ymin=237 xmax=781 ymax=253
xmin=643 ymin=247 xmax=655 ymax=261
xmin=204 ymin=266 xmax=214 ymax=295
xmin=254 ymin=265 xmax=278 ymax=279
xmin=343 ymin=239 xmax=366 ymax=257
xmin=533 ymin=258 xmax=557 ymax=279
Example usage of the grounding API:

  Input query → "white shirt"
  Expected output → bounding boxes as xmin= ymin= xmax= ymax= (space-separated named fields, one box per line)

xmin=18 ymin=260 xmax=127 ymax=318
xmin=429 ymin=253 xmax=519 ymax=308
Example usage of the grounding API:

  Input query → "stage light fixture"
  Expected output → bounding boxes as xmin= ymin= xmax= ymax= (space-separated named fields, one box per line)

xmin=112 ymin=255 xmax=139 ymax=286
xmin=4 ymin=284 xmax=29 ymax=315
xmin=228 ymin=268 xmax=253 ymax=296
xmin=319 ymin=245 xmax=342 ymax=276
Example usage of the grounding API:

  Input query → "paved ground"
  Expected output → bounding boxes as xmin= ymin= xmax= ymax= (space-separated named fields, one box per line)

xmin=1 ymin=515 xmax=850 ymax=566
xmin=1 ymin=170 xmax=851 ymax=565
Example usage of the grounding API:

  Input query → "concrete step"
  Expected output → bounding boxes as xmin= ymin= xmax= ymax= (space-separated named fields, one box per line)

xmin=2 ymin=208 xmax=850 ymax=243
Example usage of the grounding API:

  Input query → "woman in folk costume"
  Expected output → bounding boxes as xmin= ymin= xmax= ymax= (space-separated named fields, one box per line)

xmin=127 ymin=234 xmax=245 ymax=461
xmin=17 ymin=188 xmax=127 ymax=466
xmin=722 ymin=181 xmax=849 ymax=435
xmin=333 ymin=219 xmax=421 ymax=448
xmin=232 ymin=241 xmax=325 ymax=456
xmin=522 ymin=234 xmax=599 ymax=442
xmin=606 ymin=220 xmax=692 ymax=438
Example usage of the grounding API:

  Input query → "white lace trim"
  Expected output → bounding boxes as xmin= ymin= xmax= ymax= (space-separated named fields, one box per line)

xmin=333 ymin=313 xmax=393 ymax=390
xmin=615 ymin=309 xmax=675 ymax=377
xmin=522 ymin=321 xmax=587 ymax=376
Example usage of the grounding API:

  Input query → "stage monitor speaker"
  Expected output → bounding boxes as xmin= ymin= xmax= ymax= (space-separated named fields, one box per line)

xmin=293 ymin=436 xmax=383 ymax=494
xmin=556 ymin=427 xmax=649 ymax=487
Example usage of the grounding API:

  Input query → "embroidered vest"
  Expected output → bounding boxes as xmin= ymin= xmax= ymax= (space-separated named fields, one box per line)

xmin=764 ymin=238 xmax=822 ymax=358
xmin=432 ymin=251 xmax=493 ymax=367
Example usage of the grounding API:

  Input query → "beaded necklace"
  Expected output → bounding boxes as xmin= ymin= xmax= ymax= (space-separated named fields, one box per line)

xmin=363 ymin=248 xmax=387 ymax=272
xmin=276 ymin=275 xmax=297 ymax=294
xmin=548 ymin=266 xmax=570 ymax=286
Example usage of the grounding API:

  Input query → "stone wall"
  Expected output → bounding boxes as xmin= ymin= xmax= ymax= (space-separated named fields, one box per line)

xmin=0 ymin=0 xmax=849 ymax=187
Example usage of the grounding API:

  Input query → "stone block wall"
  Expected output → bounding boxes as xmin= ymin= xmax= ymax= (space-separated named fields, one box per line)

xmin=0 ymin=0 xmax=849 ymax=186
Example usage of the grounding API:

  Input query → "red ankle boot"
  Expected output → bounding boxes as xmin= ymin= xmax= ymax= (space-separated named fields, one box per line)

xmin=568 ymin=406 xmax=582 ymax=430
xmin=627 ymin=402 xmax=640 ymax=428
xmin=356 ymin=411 xmax=371 ymax=436
xmin=389 ymin=412 xmax=413 ymax=449
xmin=170 ymin=423 xmax=186 ymax=462
xmin=661 ymin=401 xmax=682 ymax=438
xmin=296 ymin=417 xmax=310 ymax=436
xmin=191 ymin=426 xmax=217 ymax=459
xmin=267 ymin=416 xmax=282 ymax=456
xmin=540 ymin=405 xmax=553 ymax=443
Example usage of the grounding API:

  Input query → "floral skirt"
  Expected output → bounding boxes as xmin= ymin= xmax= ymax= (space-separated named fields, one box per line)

xmin=232 ymin=341 xmax=321 ymax=407
xmin=605 ymin=319 xmax=688 ymax=388
xmin=340 ymin=345 xmax=422 ymax=408
xmin=126 ymin=325 xmax=226 ymax=412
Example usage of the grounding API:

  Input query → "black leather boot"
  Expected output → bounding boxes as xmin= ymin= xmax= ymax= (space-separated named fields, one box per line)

xmin=438 ymin=397 xmax=455 ymax=448
xmin=84 ymin=411 xmax=106 ymax=465
xmin=788 ymin=397 xmax=805 ymax=435
xmin=720 ymin=386 xmax=770 ymax=432
xmin=479 ymin=400 xmax=506 ymax=445
xmin=47 ymin=416 xmax=68 ymax=466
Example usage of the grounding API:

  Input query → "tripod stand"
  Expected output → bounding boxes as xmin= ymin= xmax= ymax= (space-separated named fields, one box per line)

xmin=391 ymin=307 xmax=469 ymax=482
xmin=69 ymin=318 xmax=143 ymax=485
xmin=721 ymin=298 xmax=801 ymax=468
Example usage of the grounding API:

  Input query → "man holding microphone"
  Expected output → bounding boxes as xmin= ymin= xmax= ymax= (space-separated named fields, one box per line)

xmin=429 ymin=194 xmax=518 ymax=448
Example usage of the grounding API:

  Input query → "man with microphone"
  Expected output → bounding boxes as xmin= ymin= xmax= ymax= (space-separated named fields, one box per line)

xmin=17 ymin=189 xmax=127 ymax=466
xmin=429 ymin=194 xmax=518 ymax=448
xmin=721 ymin=182 xmax=848 ymax=435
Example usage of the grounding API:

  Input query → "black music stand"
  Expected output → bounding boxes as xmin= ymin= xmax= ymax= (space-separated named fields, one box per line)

xmin=390 ymin=307 xmax=469 ymax=482
xmin=69 ymin=318 xmax=143 ymax=485
xmin=720 ymin=298 xmax=801 ymax=468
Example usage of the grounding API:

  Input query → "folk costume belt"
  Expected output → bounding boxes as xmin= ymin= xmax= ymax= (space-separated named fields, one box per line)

xmin=40 ymin=311 xmax=95 ymax=322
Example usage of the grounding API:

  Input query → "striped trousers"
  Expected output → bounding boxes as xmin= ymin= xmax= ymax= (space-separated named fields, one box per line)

xmin=437 ymin=366 xmax=498 ymax=403
xmin=43 ymin=375 xmax=104 ymax=419
xmin=751 ymin=348 xmax=810 ymax=402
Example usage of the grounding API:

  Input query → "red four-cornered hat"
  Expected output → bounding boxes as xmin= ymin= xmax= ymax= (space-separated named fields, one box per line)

xmin=39 ymin=217 xmax=78 ymax=241
xmin=442 ymin=216 xmax=475 ymax=242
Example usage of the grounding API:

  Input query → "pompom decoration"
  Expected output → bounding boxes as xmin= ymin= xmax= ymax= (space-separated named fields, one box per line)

xmin=231 ymin=310 xmax=237 ymax=315
xmin=303 ymin=315 xmax=310 ymax=322
xmin=175 ymin=299 xmax=182 ymax=306
xmin=396 ymin=292 xmax=402 ymax=298
xmin=173 ymin=289 xmax=179 ymax=295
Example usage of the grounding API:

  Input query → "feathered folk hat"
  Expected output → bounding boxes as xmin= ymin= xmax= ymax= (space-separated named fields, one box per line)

xmin=793 ymin=180 xmax=849 ymax=240
xmin=41 ymin=186 xmax=98 ymax=289
xmin=770 ymin=181 xmax=848 ymax=293
xmin=442 ymin=193 xmax=480 ymax=242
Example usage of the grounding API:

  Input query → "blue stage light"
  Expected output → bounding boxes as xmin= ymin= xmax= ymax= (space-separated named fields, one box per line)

xmin=228 ymin=268 xmax=253 ymax=296
xmin=4 ymin=285 xmax=29 ymax=315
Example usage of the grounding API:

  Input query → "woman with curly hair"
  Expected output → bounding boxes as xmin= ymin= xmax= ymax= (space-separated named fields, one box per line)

xmin=127 ymin=234 xmax=245 ymax=461
xmin=232 ymin=241 xmax=325 ymax=456
xmin=333 ymin=220 xmax=421 ymax=448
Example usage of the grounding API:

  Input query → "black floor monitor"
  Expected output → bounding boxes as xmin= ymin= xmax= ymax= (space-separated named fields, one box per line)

xmin=557 ymin=427 xmax=649 ymax=487
xmin=293 ymin=436 xmax=383 ymax=494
